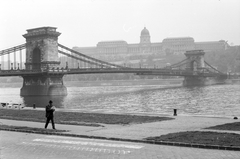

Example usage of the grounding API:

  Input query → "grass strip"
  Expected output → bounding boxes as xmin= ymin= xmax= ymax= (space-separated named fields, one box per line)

xmin=0 ymin=124 xmax=69 ymax=133
xmin=145 ymin=131 xmax=240 ymax=147
xmin=205 ymin=122 xmax=240 ymax=131
xmin=0 ymin=109 xmax=173 ymax=126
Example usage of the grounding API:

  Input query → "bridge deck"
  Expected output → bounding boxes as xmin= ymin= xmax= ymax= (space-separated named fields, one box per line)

xmin=0 ymin=68 xmax=227 ymax=78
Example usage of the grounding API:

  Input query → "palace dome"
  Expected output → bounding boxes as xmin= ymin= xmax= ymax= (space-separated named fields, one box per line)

xmin=141 ymin=27 xmax=150 ymax=36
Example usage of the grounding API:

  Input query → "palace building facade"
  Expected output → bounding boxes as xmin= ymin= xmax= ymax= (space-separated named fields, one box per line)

xmin=73 ymin=27 xmax=229 ymax=58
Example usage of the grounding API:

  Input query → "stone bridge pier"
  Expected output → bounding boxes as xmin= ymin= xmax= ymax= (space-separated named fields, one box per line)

xmin=183 ymin=50 xmax=207 ymax=86
xmin=20 ymin=27 xmax=67 ymax=96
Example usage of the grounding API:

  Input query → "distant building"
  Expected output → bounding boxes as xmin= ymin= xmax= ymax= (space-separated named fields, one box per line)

xmin=162 ymin=37 xmax=195 ymax=54
xmin=73 ymin=27 xmax=163 ymax=58
xmin=195 ymin=40 xmax=229 ymax=52
xmin=73 ymin=27 xmax=229 ymax=57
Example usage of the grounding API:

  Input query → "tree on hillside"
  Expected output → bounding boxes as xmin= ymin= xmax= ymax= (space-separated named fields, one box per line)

xmin=204 ymin=46 xmax=240 ymax=73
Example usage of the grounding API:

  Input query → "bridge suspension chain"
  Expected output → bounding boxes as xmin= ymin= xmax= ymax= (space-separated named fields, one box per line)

xmin=58 ymin=50 xmax=111 ymax=68
xmin=0 ymin=44 xmax=26 ymax=56
xmin=204 ymin=61 xmax=224 ymax=74
xmin=170 ymin=58 xmax=188 ymax=68
xmin=58 ymin=43 xmax=125 ymax=68
xmin=0 ymin=44 xmax=26 ymax=70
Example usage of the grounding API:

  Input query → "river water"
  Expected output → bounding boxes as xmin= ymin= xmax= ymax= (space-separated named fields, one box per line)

xmin=0 ymin=84 xmax=239 ymax=117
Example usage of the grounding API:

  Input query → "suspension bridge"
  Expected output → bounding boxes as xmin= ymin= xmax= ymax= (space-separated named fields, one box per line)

xmin=0 ymin=27 xmax=228 ymax=96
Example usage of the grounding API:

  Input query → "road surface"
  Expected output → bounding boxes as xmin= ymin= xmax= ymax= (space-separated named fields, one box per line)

xmin=1 ymin=131 xmax=239 ymax=159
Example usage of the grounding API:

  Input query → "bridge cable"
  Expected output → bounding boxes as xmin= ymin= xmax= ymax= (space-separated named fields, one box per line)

xmin=58 ymin=43 xmax=126 ymax=68
xmin=170 ymin=58 xmax=188 ymax=68
xmin=58 ymin=50 xmax=110 ymax=68
xmin=204 ymin=61 xmax=224 ymax=74
xmin=0 ymin=44 xmax=26 ymax=56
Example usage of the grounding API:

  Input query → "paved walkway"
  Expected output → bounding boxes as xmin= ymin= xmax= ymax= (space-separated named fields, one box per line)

xmin=0 ymin=114 xmax=239 ymax=140
xmin=1 ymin=131 xmax=240 ymax=159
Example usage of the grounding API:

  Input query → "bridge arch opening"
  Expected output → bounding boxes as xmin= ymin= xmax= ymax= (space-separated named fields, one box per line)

xmin=190 ymin=60 xmax=198 ymax=71
xmin=32 ymin=47 xmax=41 ymax=70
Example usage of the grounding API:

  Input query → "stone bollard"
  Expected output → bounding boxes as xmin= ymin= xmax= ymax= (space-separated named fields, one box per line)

xmin=173 ymin=109 xmax=177 ymax=116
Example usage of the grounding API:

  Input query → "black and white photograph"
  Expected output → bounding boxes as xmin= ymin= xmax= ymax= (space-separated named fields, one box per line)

xmin=0 ymin=0 xmax=240 ymax=158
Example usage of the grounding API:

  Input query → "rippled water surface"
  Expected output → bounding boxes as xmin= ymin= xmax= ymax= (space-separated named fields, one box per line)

xmin=0 ymin=84 xmax=239 ymax=117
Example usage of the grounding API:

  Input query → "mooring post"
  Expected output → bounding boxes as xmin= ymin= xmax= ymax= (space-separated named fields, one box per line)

xmin=173 ymin=109 xmax=177 ymax=116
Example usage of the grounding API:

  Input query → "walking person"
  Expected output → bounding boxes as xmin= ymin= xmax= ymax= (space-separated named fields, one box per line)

xmin=45 ymin=100 xmax=56 ymax=129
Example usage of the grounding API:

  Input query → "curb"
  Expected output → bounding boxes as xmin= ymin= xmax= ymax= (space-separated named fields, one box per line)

xmin=1 ymin=127 xmax=240 ymax=151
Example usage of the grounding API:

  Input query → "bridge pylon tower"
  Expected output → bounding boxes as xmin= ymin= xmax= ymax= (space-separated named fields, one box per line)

xmin=183 ymin=50 xmax=206 ymax=86
xmin=20 ymin=27 xmax=67 ymax=96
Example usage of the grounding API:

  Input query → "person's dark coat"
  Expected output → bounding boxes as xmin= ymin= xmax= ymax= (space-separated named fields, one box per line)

xmin=45 ymin=105 xmax=55 ymax=118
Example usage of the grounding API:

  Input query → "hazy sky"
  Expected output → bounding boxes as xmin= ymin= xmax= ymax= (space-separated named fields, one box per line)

xmin=1 ymin=0 xmax=240 ymax=50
